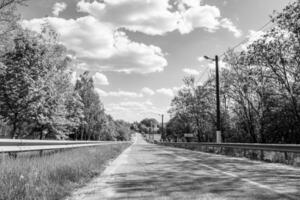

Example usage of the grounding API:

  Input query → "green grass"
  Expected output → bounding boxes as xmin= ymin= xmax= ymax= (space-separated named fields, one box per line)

xmin=0 ymin=143 xmax=131 ymax=200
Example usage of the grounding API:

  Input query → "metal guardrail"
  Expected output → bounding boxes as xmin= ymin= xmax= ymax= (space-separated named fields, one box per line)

xmin=0 ymin=139 xmax=132 ymax=153
xmin=158 ymin=142 xmax=300 ymax=153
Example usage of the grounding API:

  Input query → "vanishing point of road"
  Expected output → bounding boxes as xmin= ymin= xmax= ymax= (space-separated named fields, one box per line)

xmin=68 ymin=133 xmax=300 ymax=200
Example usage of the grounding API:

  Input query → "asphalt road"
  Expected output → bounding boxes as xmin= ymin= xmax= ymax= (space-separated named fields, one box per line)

xmin=68 ymin=133 xmax=300 ymax=200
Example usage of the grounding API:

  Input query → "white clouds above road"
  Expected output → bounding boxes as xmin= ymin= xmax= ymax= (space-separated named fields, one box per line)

xmin=22 ymin=16 xmax=167 ymax=74
xmin=220 ymin=18 xmax=242 ymax=38
xmin=52 ymin=2 xmax=67 ymax=17
xmin=241 ymin=30 xmax=265 ymax=50
xmin=182 ymin=68 xmax=200 ymax=76
xmin=77 ymin=0 xmax=241 ymax=37
xmin=95 ymin=88 xmax=143 ymax=98
xmin=156 ymin=88 xmax=174 ymax=97
xmin=141 ymin=87 xmax=155 ymax=96
xmin=105 ymin=100 xmax=162 ymax=122
xmin=77 ymin=0 xmax=178 ymax=36
xmin=93 ymin=72 xmax=109 ymax=86
xmin=95 ymin=86 xmax=180 ymax=99
xmin=22 ymin=0 xmax=240 ymax=76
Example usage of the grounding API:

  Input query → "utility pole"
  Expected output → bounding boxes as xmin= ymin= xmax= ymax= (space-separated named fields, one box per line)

xmin=204 ymin=55 xmax=222 ymax=143
xmin=150 ymin=121 xmax=152 ymax=141
xmin=161 ymin=114 xmax=164 ymax=141
xmin=215 ymin=55 xmax=221 ymax=143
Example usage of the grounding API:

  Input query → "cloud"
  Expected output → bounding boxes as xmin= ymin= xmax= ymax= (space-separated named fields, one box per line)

xmin=77 ymin=0 xmax=241 ymax=37
xmin=105 ymin=100 xmax=162 ymax=122
xmin=207 ymin=60 xmax=228 ymax=70
xmin=241 ymin=30 xmax=265 ymax=50
xmin=77 ymin=0 xmax=178 ymax=35
xmin=220 ymin=18 xmax=242 ymax=38
xmin=182 ymin=68 xmax=199 ymax=76
xmin=21 ymin=16 xmax=167 ymax=74
xmin=95 ymin=88 xmax=143 ymax=98
xmin=22 ymin=0 xmax=240 ymax=76
xmin=141 ymin=87 xmax=155 ymax=96
xmin=178 ymin=5 xmax=221 ymax=34
xmin=156 ymin=88 xmax=174 ymax=97
xmin=94 ymin=88 xmax=108 ymax=97
xmin=93 ymin=72 xmax=109 ymax=85
xmin=52 ymin=2 xmax=67 ymax=17
xmin=197 ymin=56 xmax=206 ymax=62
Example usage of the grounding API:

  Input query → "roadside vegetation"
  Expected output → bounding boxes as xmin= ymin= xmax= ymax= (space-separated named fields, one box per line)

xmin=0 ymin=0 xmax=132 ymax=141
xmin=0 ymin=143 xmax=130 ymax=200
xmin=166 ymin=1 xmax=300 ymax=144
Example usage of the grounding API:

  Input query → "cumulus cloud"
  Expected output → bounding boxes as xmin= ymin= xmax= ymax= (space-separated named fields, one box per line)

xmin=156 ymin=88 xmax=174 ymax=97
xmin=197 ymin=56 xmax=206 ymax=62
xmin=22 ymin=16 xmax=167 ymax=74
xmin=207 ymin=60 xmax=228 ymax=70
xmin=95 ymin=88 xmax=143 ymax=98
xmin=77 ymin=0 xmax=241 ymax=37
xmin=22 ymin=0 xmax=240 ymax=76
xmin=178 ymin=5 xmax=221 ymax=34
xmin=77 ymin=0 xmax=178 ymax=35
xmin=182 ymin=68 xmax=199 ymax=76
xmin=241 ymin=30 xmax=265 ymax=50
xmin=52 ymin=2 xmax=67 ymax=17
xmin=105 ymin=100 xmax=162 ymax=122
xmin=220 ymin=18 xmax=242 ymax=38
xmin=93 ymin=72 xmax=109 ymax=85
xmin=94 ymin=88 xmax=108 ymax=97
xmin=141 ymin=87 xmax=155 ymax=96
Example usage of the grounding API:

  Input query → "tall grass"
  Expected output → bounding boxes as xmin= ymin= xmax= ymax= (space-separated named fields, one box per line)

xmin=0 ymin=143 xmax=130 ymax=200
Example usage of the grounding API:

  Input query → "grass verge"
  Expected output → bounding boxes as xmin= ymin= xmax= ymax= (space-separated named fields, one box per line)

xmin=0 ymin=143 xmax=131 ymax=200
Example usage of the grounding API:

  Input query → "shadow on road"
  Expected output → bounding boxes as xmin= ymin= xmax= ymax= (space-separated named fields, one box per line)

xmin=105 ymin=144 xmax=300 ymax=200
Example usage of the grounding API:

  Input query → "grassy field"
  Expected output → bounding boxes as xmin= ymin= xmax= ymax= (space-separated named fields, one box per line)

xmin=0 ymin=143 xmax=131 ymax=200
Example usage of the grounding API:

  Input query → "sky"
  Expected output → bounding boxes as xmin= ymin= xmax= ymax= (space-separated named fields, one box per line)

xmin=18 ymin=0 xmax=292 ymax=122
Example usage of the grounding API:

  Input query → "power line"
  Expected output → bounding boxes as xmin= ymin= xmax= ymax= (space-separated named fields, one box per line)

xmin=198 ymin=19 xmax=274 ymax=83
xmin=196 ymin=66 xmax=210 ymax=84
xmin=219 ymin=19 xmax=274 ymax=58
xmin=219 ymin=0 xmax=297 ymax=57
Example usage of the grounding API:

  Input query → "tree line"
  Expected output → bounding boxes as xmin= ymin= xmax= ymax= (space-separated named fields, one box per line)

xmin=0 ymin=0 xmax=132 ymax=140
xmin=166 ymin=1 xmax=300 ymax=144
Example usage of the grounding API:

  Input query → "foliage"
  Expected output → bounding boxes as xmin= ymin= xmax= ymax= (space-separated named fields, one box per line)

xmin=140 ymin=118 xmax=159 ymax=128
xmin=168 ymin=1 xmax=300 ymax=144
xmin=0 ymin=4 xmax=132 ymax=140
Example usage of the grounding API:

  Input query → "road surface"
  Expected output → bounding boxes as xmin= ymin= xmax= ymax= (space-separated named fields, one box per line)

xmin=67 ymin=133 xmax=300 ymax=200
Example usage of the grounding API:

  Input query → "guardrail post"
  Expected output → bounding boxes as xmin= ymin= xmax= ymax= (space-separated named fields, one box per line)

xmin=260 ymin=150 xmax=264 ymax=160
xmin=8 ymin=152 xmax=17 ymax=159
xmin=284 ymin=152 xmax=288 ymax=161
xmin=39 ymin=150 xmax=43 ymax=156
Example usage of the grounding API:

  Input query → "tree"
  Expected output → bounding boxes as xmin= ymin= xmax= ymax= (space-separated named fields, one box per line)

xmin=169 ymin=76 xmax=215 ymax=142
xmin=0 ymin=27 xmax=79 ymax=139
xmin=0 ymin=0 xmax=25 ymax=56
xmin=140 ymin=118 xmax=159 ymax=128
xmin=75 ymin=71 xmax=106 ymax=140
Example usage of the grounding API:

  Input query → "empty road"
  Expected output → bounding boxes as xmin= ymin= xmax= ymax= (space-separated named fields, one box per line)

xmin=68 ymin=133 xmax=300 ymax=200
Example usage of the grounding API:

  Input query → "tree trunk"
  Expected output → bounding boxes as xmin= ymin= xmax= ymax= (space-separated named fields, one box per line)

xmin=11 ymin=121 xmax=17 ymax=139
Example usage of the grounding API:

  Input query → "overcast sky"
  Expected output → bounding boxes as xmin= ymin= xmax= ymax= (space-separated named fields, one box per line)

xmin=19 ymin=0 xmax=291 ymax=122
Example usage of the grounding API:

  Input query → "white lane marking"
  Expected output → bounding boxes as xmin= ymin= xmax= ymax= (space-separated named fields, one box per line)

xmin=133 ymin=132 xmax=138 ymax=145
xmin=157 ymin=146 xmax=299 ymax=200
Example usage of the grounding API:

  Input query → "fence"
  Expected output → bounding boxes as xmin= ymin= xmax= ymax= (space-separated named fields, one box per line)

xmin=0 ymin=139 xmax=131 ymax=154
xmin=156 ymin=141 xmax=300 ymax=163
